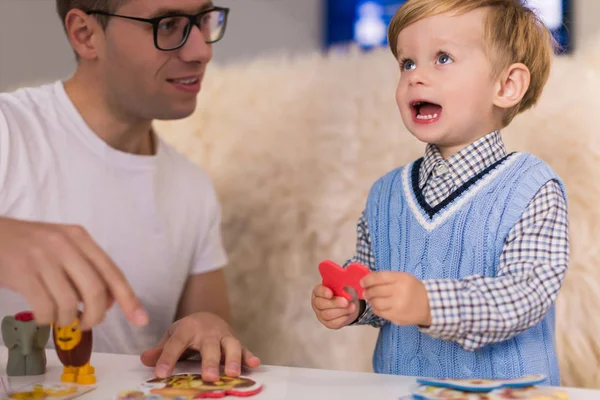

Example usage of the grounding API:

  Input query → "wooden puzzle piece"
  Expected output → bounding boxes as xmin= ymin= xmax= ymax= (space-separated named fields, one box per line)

xmin=488 ymin=386 xmax=569 ymax=399
xmin=2 ymin=382 xmax=95 ymax=399
xmin=415 ymin=374 xmax=547 ymax=393
xmin=115 ymin=373 xmax=263 ymax=399
xmin=413 ymin=385 xmax=491 ymax=399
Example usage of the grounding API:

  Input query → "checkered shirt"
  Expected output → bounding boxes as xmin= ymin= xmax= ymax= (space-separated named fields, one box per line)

xmin=347 ymin=130 xmax=570 ymax=351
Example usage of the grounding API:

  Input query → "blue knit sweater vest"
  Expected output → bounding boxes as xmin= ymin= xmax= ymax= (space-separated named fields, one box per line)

xmin=365 ymin=152 xmax=566 ymax=386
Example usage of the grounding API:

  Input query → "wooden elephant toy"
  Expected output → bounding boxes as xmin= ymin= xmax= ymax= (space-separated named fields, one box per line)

xmin=1 ymin=311 xmax=51 ymax=376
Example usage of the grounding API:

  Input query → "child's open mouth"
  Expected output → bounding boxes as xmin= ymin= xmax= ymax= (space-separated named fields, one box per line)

xmin=411 ymin=101 xmax=442 ymax=124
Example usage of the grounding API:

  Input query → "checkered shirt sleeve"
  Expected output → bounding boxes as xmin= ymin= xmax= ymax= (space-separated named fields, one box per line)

xmin=418 ymin=180 xmax=569 ymax=351
xmin=344 ymin=211 xmax=386 ymax=327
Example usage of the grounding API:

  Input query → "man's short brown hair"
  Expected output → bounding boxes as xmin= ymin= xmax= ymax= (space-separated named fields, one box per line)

xmin=388 ymin=0 xmax=555 ymax=127
xmin=56 ymin=0 xmax=127 ymax=30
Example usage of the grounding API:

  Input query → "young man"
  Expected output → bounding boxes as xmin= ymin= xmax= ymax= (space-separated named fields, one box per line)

xmin=0 ymin=0 xmax=260 ymax=382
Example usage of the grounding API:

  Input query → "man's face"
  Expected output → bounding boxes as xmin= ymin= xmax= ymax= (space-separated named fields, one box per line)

xmin=96 ymin=0 xmax=217 ymax=121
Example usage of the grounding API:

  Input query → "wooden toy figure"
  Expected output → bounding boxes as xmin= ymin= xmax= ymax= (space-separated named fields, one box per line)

xmin=52 ymin=312 xmax=95 ymax=385
xmin=1 ymin=311 xmax=51 ymax=376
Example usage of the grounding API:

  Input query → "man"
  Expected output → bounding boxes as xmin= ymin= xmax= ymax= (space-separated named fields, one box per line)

xmin=0 ymin=0 xmax=260 ymax=382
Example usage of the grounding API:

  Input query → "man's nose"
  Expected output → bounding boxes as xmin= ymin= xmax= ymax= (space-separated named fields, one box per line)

xmin=178 ymin=24 xmax=212 ymax=64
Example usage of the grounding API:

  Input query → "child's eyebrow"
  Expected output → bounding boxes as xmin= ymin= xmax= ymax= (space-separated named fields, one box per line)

xmin=396 ymin=37 xmax=462 ymax=60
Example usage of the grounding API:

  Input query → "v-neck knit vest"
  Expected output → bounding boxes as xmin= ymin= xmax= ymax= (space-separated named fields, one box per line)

xmin=365 ymin=152 xmax=566 ymax=386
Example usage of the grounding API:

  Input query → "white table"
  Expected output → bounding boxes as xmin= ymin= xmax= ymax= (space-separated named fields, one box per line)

xmin=1 ymin=348 xmax=599 ymax=399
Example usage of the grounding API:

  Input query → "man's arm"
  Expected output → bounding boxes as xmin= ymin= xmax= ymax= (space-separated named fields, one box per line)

xmin=175 ymin=269 xmax=231 ymax=323
xmin=0 ymin=106 xmax=147 ymax=331
xmin=140 ymin=177 xmax=259 ymax=381
xmin=179 ymin=174 xmax=229 ymax=321
xmin=141 ymin=267 xmax=260 ymax=381
xmin=170 ymin=269 xmax=232 ymax=362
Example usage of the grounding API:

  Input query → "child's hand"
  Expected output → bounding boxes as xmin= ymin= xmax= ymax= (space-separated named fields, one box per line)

xmin=361 ymin=272 xmax=432 ymax=327
xmin=311 ymin=284 xmax=360 ymax=329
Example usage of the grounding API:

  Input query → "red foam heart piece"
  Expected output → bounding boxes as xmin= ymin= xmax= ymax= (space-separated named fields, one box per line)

xmin=318 ymin=260 xmax=370 ymax=301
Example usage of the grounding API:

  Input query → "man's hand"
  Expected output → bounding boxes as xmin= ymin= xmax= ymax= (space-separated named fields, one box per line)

xmin=140 ymin=312 xmax=260 ymax=382
xmin=311 ymin=284 xmax=361 ymax=329
xmin=361 ymin=271 xmax=432 ymax=326
xmin=0 ymin=217 xmax=148 ymax=330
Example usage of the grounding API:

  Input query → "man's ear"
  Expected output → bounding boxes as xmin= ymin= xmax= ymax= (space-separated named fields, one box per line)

xmin=493 ymin=63 xmax=530 ymax=110
xmin=64 ymin=9 xmax=104 ymax=61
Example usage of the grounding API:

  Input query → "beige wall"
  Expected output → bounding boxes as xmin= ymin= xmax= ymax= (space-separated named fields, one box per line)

xmin=574 ymin=0 xmax=600 ymax=48
xmin=0 ymin=0 xmax=76 ymax=91
xmin=0 ymin=0 xmax=598 ymax=91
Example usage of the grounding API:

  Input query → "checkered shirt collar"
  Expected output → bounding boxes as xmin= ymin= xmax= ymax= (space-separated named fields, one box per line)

xmin=419 ymin=130 xmax=507 ymax=189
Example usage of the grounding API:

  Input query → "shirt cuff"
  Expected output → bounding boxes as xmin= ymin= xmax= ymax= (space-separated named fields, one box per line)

xmin=418 ymin=279 xmax=463 ymax=341
xmin=350 ymin=300 xmax=387 ymax=328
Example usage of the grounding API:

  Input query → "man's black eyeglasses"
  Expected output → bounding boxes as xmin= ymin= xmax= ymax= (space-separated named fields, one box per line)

xmin=86 ymin=7 xmax=230 ymax=51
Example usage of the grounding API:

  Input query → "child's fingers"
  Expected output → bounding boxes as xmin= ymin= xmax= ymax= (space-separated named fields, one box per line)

xmin=321 ymin=302 xmax=356 ymax=322
xmin=370 ymin=297 xmax=394 ymax=313
xmin=313 ymin=295 xmax=349 ymax=311
xmin=325 ymin=314 xmax=354 ymax=329
xmin=361 ymin=271 xmax=397 ymax=288
xmin=363 ymin=283 xmax=394 ymax=300
xmin=312 ymin=284 xmax=334 ymax=299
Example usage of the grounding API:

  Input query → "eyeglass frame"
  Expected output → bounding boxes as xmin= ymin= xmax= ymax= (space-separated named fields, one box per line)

xmin=85 ymin=6 xmax=230 ymax=51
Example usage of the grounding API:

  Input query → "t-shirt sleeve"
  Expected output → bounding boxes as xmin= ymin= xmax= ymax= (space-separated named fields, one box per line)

xmin=0 ymin=107 xmax=10 ymax=204
xmin=189 ymin=175 xmax=229 ymax=275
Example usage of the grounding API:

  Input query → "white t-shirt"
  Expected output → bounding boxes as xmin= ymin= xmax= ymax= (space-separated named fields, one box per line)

xmin=0 ymin=81 xmax=228 ymax=355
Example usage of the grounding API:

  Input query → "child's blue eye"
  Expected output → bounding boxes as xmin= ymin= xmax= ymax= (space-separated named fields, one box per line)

xmin=437 ymin=54 xmax=453 ymax=64
xmin=402 ymin=60 xmax=416 ymax=71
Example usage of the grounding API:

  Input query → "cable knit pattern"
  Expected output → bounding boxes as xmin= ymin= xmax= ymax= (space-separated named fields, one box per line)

xmin=366 ymin=152 xmax=565 ymax=386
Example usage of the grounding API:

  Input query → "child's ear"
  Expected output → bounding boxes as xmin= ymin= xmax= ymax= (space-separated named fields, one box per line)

xmin=493 ymin=63 xmax=530 ymax=109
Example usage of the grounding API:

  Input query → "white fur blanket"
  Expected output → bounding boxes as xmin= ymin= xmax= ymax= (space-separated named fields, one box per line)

xmin=155 ymin=35 xmax=600 ymax=389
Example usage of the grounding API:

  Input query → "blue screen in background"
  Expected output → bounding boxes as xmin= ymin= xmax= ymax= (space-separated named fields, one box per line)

xmin=325 ymin=0 xmax=573 ymax=54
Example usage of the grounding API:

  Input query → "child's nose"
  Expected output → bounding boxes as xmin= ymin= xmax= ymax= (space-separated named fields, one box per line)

xmin=408 ymin=68 xmax=429 ymax=86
